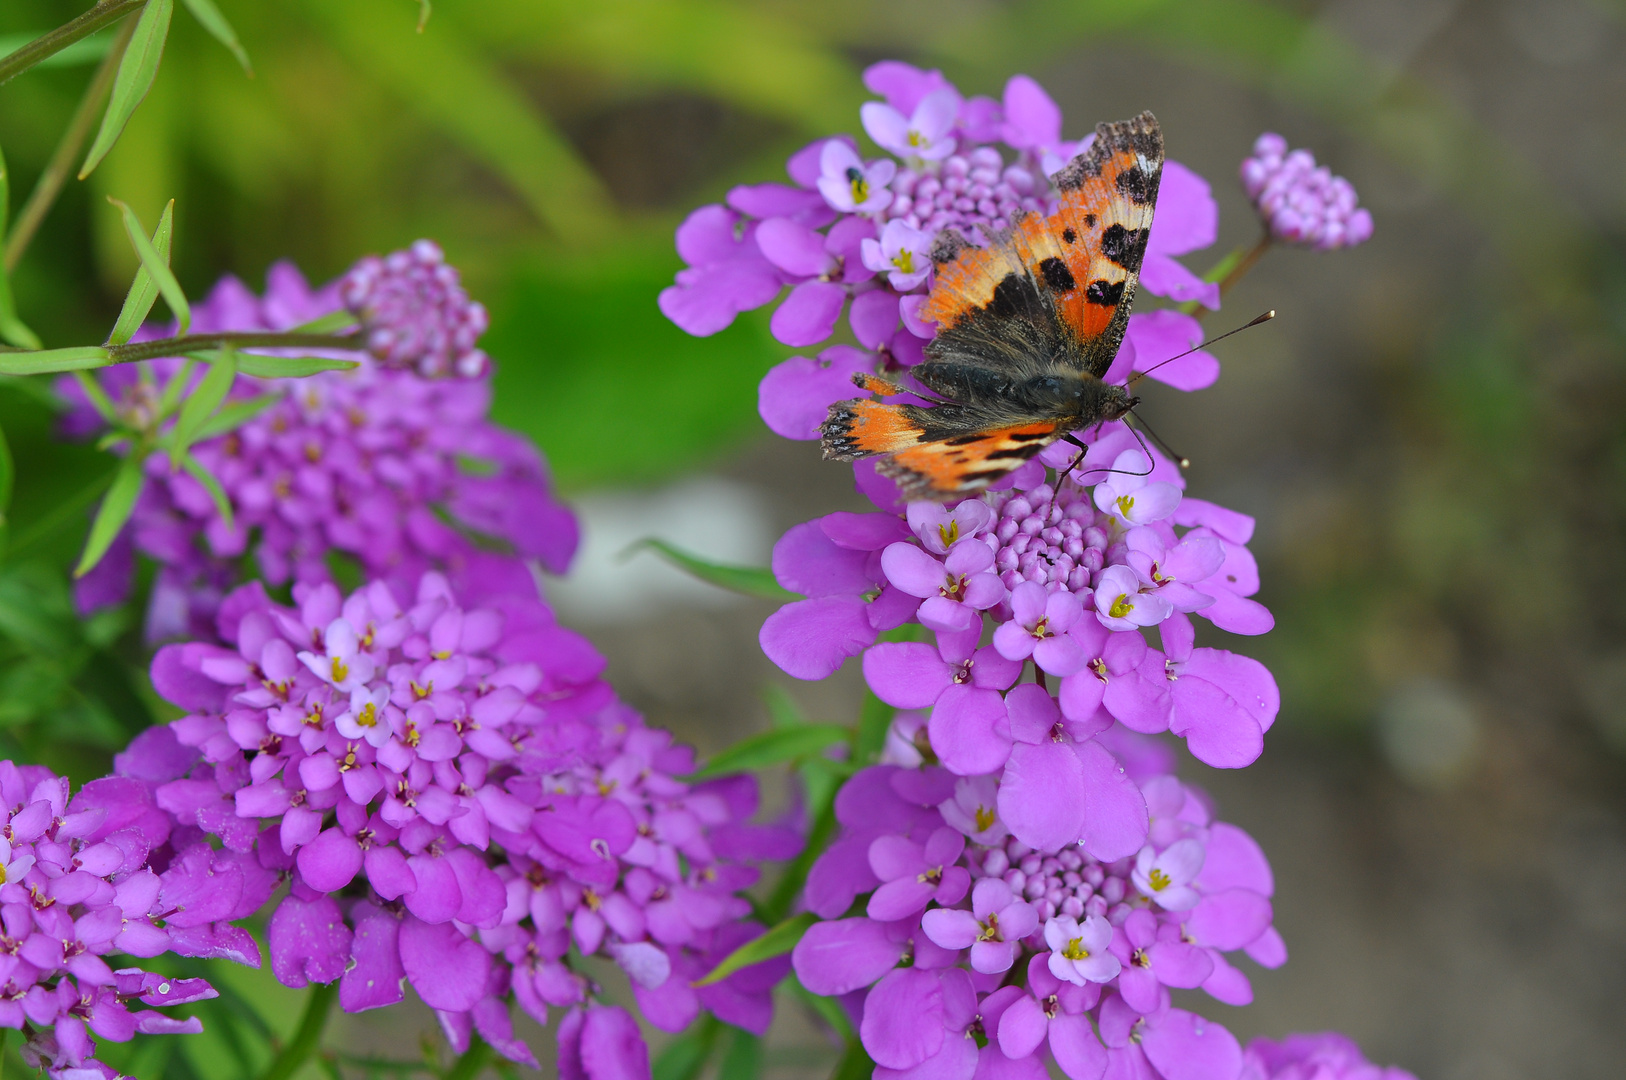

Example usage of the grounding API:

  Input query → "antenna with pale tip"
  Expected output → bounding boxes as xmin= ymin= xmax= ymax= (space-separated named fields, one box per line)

xmin=1131 ymin=309 xmax=1275 ymax=384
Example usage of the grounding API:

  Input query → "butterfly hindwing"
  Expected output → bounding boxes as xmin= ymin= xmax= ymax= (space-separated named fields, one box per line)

xmin=821 ymin=398 xmax=1062 ymax=500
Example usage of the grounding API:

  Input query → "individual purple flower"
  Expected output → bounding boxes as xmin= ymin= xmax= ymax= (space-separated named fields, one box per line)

xmin=935 ymin=775 xmax=1007 ymax=845
xmin=861 ymin=88 xmax=959 ymax=161
xmin=659 ymin=205 xmax=783 ymax=336
xmin=1094 ymin=564 xmax=1174 ymax=631
xmin=1160 ymin=613 xmax=1280 ymax=768
xmin=861 ymin=219 xmax=934 ymax=290
xmin=815 ymin=140 xmax=896 ymax=214
xmin=757 ymin=345 xmax=876 ymax=440
xmin=993 ymin=581 xmax=1088 ymax=674
xmin=1045 ymin=914 xmax=1121 ymax=985
xmin=1243 ymin=1032 xmax=1418 ymax=1080
xmin=880 ymin=537 xmax=1005 ymax=633
xmin=1242 ymin=133 xmax=1374 ymax=250
xmin=921 ymin=876 xmax=1038 ymax=974
xmin=340 ymin=239 xmax=490 ymax=377
xmin=866 ymin=826 xmax=970 ymax=920
xmin=1132 ymin=839 xmax=1205 ymax=911
xmin=1093 ymin=452 xmax=1183 ymax=527
xmin=1109 ymin=908 xmax=1215 ymax=1014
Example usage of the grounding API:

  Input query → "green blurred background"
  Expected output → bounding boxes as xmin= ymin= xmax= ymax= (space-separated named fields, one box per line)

xmin=2 ymin=0 xmax=1625 ymax=1077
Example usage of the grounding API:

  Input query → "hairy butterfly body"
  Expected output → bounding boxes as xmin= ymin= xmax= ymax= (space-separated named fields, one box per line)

xmin=821 ymin=111 xmax=1164 ymax=500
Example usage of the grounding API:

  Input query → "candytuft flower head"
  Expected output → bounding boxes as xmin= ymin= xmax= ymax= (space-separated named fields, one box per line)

xmin=340 ymin=239 xmax=492 ymax=378
xmin=1243 ymin=1032 xmax=1419 ymax=1080
xmin=1241 ymin=133 xmax=1374 ymax=250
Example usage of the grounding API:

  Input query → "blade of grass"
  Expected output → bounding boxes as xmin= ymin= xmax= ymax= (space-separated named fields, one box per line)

xmin=106 ymin=197 xmax=188 ymax=332
xmin=107 ymin=198 xmax=173 ymax=345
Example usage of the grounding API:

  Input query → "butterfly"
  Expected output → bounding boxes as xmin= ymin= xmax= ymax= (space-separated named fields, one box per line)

xmin=821 ymin=111 xmax=1163 ymax=501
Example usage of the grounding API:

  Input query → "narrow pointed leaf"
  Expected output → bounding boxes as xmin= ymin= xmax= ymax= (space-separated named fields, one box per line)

xmin=71 ymin=372 xmax=118 ymax=425
xmin=108 ymin=197 xmax=188 ymax=333
xmin=232 ymin=353 xmax=358 ymax=378
xmin=81 ymin=0 xmax=173 ymax=178
xmin=763 ymin=684 xmax=808 ymax=729
xmin=169 ymin=345 xmax=236 ymax=458
xmin=108 ymin=199 xmax=174 ymax=345
xmin=0 ymin=346 xmax=111 ymax=375
xmin=179 ymin=0 xmax=249 ymax=73
xmin=694 ymin=913 xmax=816 ymax=987
xmin=0 ymin=419 xmax=13 ymax=524
xmin=75 ymin=456 xmax=145 ymax=577
xmin=194 ymin=393 xmax=278 ymax=441
xmin=686 ymin=724 xmax=849 ymax=781
xmin=627 ymin=538 xmax=796 ymax=601
xmin=177 ymin=452 xmax=233 ymax=531
xmin=288 ymin=310 xmax=357 ymax=334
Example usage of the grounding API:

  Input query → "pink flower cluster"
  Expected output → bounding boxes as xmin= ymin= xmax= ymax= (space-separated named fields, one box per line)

xmin=340 ymin=239 xmax=492 ymax=378
xmin=65 ymin=258 xmax=576 ymax=641
xmin=661 ymin=60 xmax=1227 ymax=431
xmin=0 ymin=761 xmax=221 ymax=1078
xmin=1240 ymin=134 xmax=1373 ymax=250
xmin=792 ymin=741 xmax=1284 ymax=1079
xmin=126 ymin=559 xmax=796 ymax=1069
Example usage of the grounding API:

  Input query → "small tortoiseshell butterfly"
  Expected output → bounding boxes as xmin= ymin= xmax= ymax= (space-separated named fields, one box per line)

xmin=822 ymin=111 xmax=1164 ymax=501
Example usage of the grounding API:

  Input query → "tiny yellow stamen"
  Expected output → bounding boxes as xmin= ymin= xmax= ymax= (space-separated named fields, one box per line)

xmin=1108 ymin=594 xmax=1135 ymax=619
xmin=356 ymin=702 xmax=378 ymax=728
xmin=892 ymin=249 xmax=915 ymax=275
xmin=1062 ymin=937 xmax=1090 ymax=961
xmin=938 ymin=520 xmax=959 ymax=548
xmin=330 ymin=656 xmax=349 ymax=683
xmin=977 ymin=913 xmax=1001 ymax=942
xmin=974 ymin=806 xmax=996 ymax=832
xmin=845 ymin=166 xmax=869 ymax=205
xmin=1147 ymin=868 xmax=1172 ymax=892
xmin=1116 ymin=494 xmax=1136 ymax=517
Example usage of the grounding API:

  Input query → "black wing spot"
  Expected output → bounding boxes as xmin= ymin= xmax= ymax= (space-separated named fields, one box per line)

xmin=1039 ymin=257 xmax=1076 ymax=293
xmin=1083 ymin=214 xmax=1097 ymax=228
xmin=1086 ymin=279 xmax=1125 ymax=306
xmin=1062 ymin=227 xmax=1077 ymax=244
xmin=990 ymin=272 xmax=1028 ymax=318
xmin=1116 ymin=165 xmax=1151 ymax=205
xmin=943 ymin=433 xmax=989 ymax=446
xmin=1006 ymin=429 xmax=1055 ymax=443
xmin=1099 ymin=224 xmax=1145 ymax=268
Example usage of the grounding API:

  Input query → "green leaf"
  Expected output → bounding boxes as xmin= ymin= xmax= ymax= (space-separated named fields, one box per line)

xmin=179 ymin=0 xmax=250 ymax=73
xmin=71 ymin=371 xmax=118 ymax=426
xmin=169 ymin=345 xmax=236 ymax=459
xmin=81 ymin=0 xmax=174 ymax=179
xmin=107 ymin=197 xmax=188 ymax=332
xmin=233 ymin=353 xmax=358 ymax=378
xmin=0 ymin=346 xmax=111 ymax=375
xmin=652 ymin=1017 xmax=719 ymax=1080
xmin=695 ymin=913 xmax=816 ymax=987
xmin=74 ymin=455 xmax=145 ymax=577
xmin=194 ymin=392 xmax=279 ymax=440
xmin=0 ymin=418 xmax=13 ymax=526
xmin=628 ymin=538 xmax=796 ymax=601
xmin=288 ymin=310 xmax=357 ymax=334
xmin=0 ymin=136 xmax=9 ymax=240
xmin=687 ymin=724 xmax=849 ymax=781
xmin=107 ymin=198 xmax=174 ymax=346
xmin=176 ymin=453 xmax=233 ymax=530
xmin=717 ymin=1029 xmax=763 ymax=1080
xmin=763 ymin=683 xmax=807 ymax=729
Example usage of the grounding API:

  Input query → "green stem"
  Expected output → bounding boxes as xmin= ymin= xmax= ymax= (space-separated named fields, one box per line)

xmin=3 ymin=13 xmax=135 ymax=274
xmin=109 ymin=330 xmax=367 ymax=364
xmin=1176 ymin=230 xmax=1273 ymax=322
xmin=1216 ymin=232 xmax=1271 ymax=299
xmin=0 ymin=0 xmax=145 ymax=88
xmin=258 ymin=980 xmax=338 ymax=1080
xmin=443 ymin=1036 xmax=492 ymax=1080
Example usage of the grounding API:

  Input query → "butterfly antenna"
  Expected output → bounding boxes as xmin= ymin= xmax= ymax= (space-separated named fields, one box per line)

xmin=1126 ymin=409 xmax=1190 ymax=469
xmin=1130 ymin=309 xmax=1275 ymax=384
xmin=1071 ymin=424 xmax=1156 ymax=480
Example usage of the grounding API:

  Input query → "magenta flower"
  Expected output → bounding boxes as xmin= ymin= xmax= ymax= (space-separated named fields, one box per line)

xmin=935 ymin=775 xmax=1007 ymax=845
xmin=340 ymin=239 xmax=490 ymax=378
xmin=1093 ymin=453 xmax=1183 ymax=528
xmin=860 ymin=219 xmax=934 ymax=290
xmin=920 ymin=877 xmax=1038 ymax=973
xmin=1094 ymin=564 xmax=1174 ymax=631
xmin=758 ymin=345 xmax=875 ymax=440
xmin=1244 ymin=1032 xmax=1418 ymax=1080
xmin=1132 ymin=839 xmax=1206 ymax=911
xmin=866 ymin=826 xmax=971 ymax=920
xmin=1045 ymin=914 xmax=1121 ymax=985
xmin=861 ymin=88 xmax=959 ymax=161
xmin=1161 ymin=613 xmax=1280 ymax=768
xmin=1139 ymin=160 xmax=1223 ymax=309
xmin=659 ymin=205 xmax=783 ymax=336
xmin=880 ymin=537 xmax=1005 ymax=633
xmin=816 ymin=140 xmax=896 ymax=214
xmin=993 ymin=581 xmax=1088 ymax=674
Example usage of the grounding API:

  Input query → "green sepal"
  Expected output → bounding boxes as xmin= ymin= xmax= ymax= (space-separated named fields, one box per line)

xmin=684 ymin=724 xmax=850 ymax=781
xmin=627 ymin=538 xmax=796 ymax=601
xmin=107 ymin=197 xmax=188 ymax=333
xmin=107 ymin=199 xmax=174 ymax=346
xmin=74 ymin=456 xmax=145 ymax=577
xmin=80 ymin=0 xmax=174 ymax=179
xmin=694 ymin=912 xmax=816 ymax=987
xmin=0 ymin=346 xmax=111 ymax=375
xmin=179 ymin=0 xmax=250 ymax=73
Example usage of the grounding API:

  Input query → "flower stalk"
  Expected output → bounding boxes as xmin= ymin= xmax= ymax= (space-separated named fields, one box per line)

xmin=0 ymin=0 xmax=145 ymax=88
xmin=258 ymin=981 xmax=338 ymax=1080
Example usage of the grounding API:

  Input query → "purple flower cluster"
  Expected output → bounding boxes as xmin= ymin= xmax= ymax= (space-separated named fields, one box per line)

xmin=762 ymin=431 xmax=1277 ymax=771
xmin=66 ymin=256 xmax=576 ymax=640
xmin=1242 ymin=1033 xmax=1417 ymax=1080
xmin=1240 ymin=134 xmax=1373 ymax=250
xmin=0 ymin=761 xmax=220 ymax=1078
xmin=127 ymin=561 xmax=796 ymax=1069
xmin=791 ymin=743 xmax=1284 ymax=1080
xmin=340 ymin=240 xmax=491 ymax=378
xmin=661 ymin=61 xmax=1226 ymax=413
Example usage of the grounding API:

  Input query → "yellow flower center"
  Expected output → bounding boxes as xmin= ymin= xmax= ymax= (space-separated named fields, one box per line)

xmin=1147 ymin=868 xmax=1172 ymax=892
xmin=1116 ymin=494 xmax=1135 ymax=517
xmin=1062 ymin=937 xmax=1090 ymax=961
xmin=1108 ymin=594 xmax=1134 ymax=619
xmin=356 ymin=702 xmax=378 ymax=728
xmin=330 ymin=656 xmax=349 ymax=683
xmin=845 ymin=167 xmax=869 ymax=204
xmin=938 ymin=520 xmax=959 ymax=547
xmin=892 ymin=249 xmax=916 ymax=274
xmin=974 ymin=806 xmax=996 ymax=832
xmin=1090 ymin=657 xmax=1109 ymax=680
xmin=977 ymin=913 xmax=1001 ymax=942
xmin=907 ymin=129 xmax=926 ymax=148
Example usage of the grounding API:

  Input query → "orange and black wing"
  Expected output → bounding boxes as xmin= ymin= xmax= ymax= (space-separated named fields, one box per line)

xmin=922 ymin=112 xmax=1163 ymax=379
xmin=821 ymin=397 xmax=1062 ymax=500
